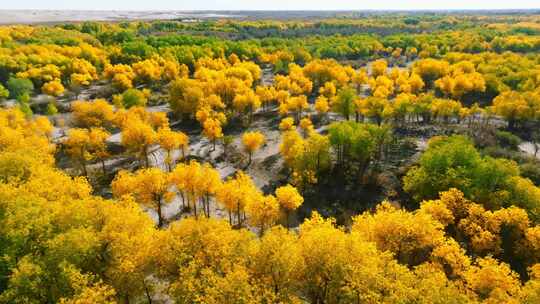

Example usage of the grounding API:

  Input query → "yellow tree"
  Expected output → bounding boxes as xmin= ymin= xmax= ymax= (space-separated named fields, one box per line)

xmin=87 ymin=127 xmax=111 ymax=176
xmin=170 ymin=160 xmax=203 ymax=217
xmin=215 ymin=170 xmax=261 ymax=226
xmin=352 ymin=201 xmax=446 ymax=266
xmin=314 ymin=96 xmax=330 ymax=120
xmin=157 ymin=127 xmax=189 ymax=171
xmin=63 ymin=128 xmax=92 ymax=176
xmin=162 ymin=59 xmax=189 ymax=81
xmin=68 ymin=58 xmax=98 ymax=95
xmin=299 ymin=117 xmax=314 ymax=138
xmin=295 ymin=212 xmax=427 ymax=303
xmin=286 ymin=95 xmax=309 ymax=123
xmin=103 ymin=63 xmax=135 ymax=92
xmin=242 ymin=131 xmax=265 ymax=167
xmin=249 ymin=227 xmax=304 ymax=301
xmin=430 ymin=98 xmax=462 ymax=124
xmin=275 ymin=184 xmax=304 ymax=228
xmin=491 ymin=91 xmax=532 ymax=129
xmin=132 ymin=58 xmax=163 ymax=86
xmin=215 ymin=175 xmax=242 ymax=225
xmin=41 ymin=80 xmax=65 ymax=97
xmin=371 ymin=59 xmax=388 ymax=78
xmin=155 ymin=217 xmax=259 ymax=303
xmin=279 ymin=117 xmax=295 ymax=132
xmin=202 ymin=118 xmax=223 ymax=151
xmin=198 ymin=163 xmax=222 ymax=218
xmin=408 ymin=73 xmax=425 ymax=93
xmin=112 ymin=168 xmax=174 ymax=228
xmin=63 ymin=128 xmax=110 ymax=176
xmin=279 ymin=130 xmax=305 ymax=171
xmin=521 ymin=264 xmax=540 ymax=303
xmin=351 ymin=69 xmax=368 ymax=93
xmin=58 ymin=265 xmax=117 ymax=304
xmin=17 ymin=64 xmax=62 ymax=89
xmin=356 ymin=96 xmax=388 ymax=125
xmin=168 ymin=78 xmax=205 ymax=119
xmin=114 ymin=107 xmax=168 ymax=130
xmin=413 ymin=59 xmax=450 ymax=86
xmin=233 ymin=90 xmax=261 ymax=124
xmin=255 ymin=85 xmax=277 ymax=111
xmin=319 ymin=82 xmax=337 ymax=98
xmin=463 ymin=257 xmax=521 ymax=303
xmin=121 ymin=118 xmax=157 ymax=167
xmin=245 ymin=194 xmax=281 ymax=235
xmin=71 ymin=99 xmax=115 ymax=129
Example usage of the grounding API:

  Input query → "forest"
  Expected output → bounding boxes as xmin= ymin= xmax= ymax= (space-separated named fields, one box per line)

xmin=0 ymin=11 xmax=540 ymax=303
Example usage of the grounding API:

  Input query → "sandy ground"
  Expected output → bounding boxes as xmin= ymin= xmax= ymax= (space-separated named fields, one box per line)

xmin=78 ymin=100 xmax=288 ymax=227
xmin=520 ymin=141 xmax=540 ymax=159
xmin=44 ymin=61 xmax=540 ymax=231
xmin=151 ymin=109 xmax=285 ymax=226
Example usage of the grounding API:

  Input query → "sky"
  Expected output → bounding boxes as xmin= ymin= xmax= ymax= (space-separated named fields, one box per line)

xmin=1 ymin=0 xmax=539 ymax=11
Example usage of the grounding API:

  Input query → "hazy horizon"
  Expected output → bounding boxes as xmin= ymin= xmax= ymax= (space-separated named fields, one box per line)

xmin=1 ymin=0 xmax=538 ymax=11
xmin=2 ymin=8 xmax=540 ymax=11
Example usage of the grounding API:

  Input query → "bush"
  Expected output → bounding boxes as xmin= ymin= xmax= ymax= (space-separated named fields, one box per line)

xmin=114 ymin=88 xmax=148 ymax=109
xmin=496 ymin=131 xmax=521 ymax=150
xmin=520 ymin=162 xmax=540 ymax=186
xmin=404 ymin=136 xmax=518 ymax=207
xmin=7 ymin=77 xmax=34 ymax=99
xmin=0 ymin=84 xmax=8 ymax=100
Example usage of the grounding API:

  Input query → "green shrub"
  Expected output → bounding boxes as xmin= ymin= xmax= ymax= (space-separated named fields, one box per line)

xmin=495 ymin=130 xmax=521 ymax=150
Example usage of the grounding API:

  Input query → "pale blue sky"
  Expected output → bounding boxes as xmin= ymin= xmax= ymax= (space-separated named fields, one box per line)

xmin=1 ymin=0 xmax=539 ymax=11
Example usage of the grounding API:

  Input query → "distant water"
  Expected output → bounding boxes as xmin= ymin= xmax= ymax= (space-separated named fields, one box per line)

xmin=0 ymin=10 xmax=243 ymax=24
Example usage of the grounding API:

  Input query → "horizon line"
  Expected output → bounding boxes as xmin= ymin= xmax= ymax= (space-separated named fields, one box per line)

xmin=1 ymin=8 xmax=539 ymax=12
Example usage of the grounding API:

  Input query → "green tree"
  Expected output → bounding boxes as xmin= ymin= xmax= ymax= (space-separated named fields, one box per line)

xmin=7 ymin=77 xmax=34 ymax=99
xmin=404 ymin=135 xmax=540 ymax=219
xmin=0 ymin=84 xmax=8 ymax=101
xmin=115 ymin=88 xmax=148 ymax=109
xmin=328 ymin=121 xmax=379 ymax=177
xmin=333 ymin=86 xmax=356 ymax=120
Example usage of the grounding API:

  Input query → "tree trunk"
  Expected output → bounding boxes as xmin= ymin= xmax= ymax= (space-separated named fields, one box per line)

xmin=157 ymin=197 xmax=163 ymax=228
xmin=166 ymin=150 xmax=172 ymax=172
xmin=79 ymin=146 xmax=88 ymax=176
xmin=101 ymin=159 xmax=106 ymax=176
xmin=80 ymin=159 xmax=88 ymax=177
xmin=192 ymin=197 xmax=197 ymax=219
xmin=144 ymin=280 xmax=153 ymax=304
xmin=237 ymin=202 xmax=242 ymax=226
xmin=247 ymin=152 xmax=252 ymax=167
xmin=206 ymin=194 xmax=210 ymax=217
xmin=180 ymin=192 xmax=185 ymax=209
xmin=144 ymin=146 xmax=150 ymax=167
